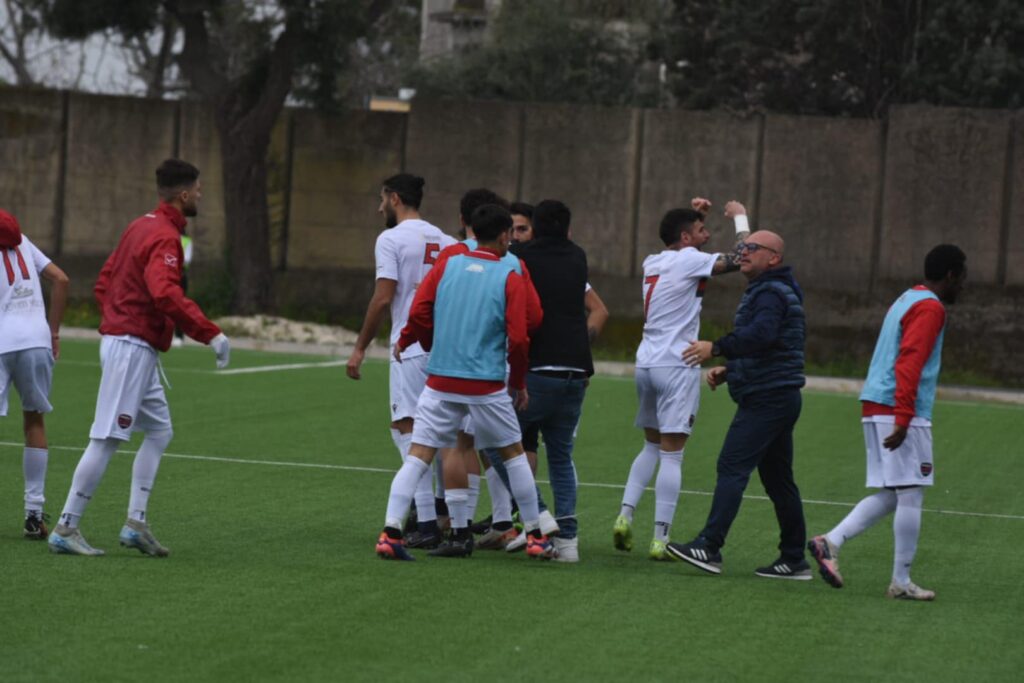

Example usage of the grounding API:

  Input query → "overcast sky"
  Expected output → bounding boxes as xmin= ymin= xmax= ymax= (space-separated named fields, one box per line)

xmin=0 ymin=3 xmax=149 ymax=95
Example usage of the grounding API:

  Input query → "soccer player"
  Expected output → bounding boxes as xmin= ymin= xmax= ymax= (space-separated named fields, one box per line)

xmin=0 ymin=208 xmax=69 ymax=539
xmin=346 ymin=174 xmax=456 ymax=546
xmin=376 ymin=203 xmax=552 ymax=561
xmin=613 ymin=198 xmax=748 ymax=560
xmin=808 ymin=245 xmax=967 ymax=601
xmin=48 ymin=159 xmax=230 ymax=557
xmin=425 ymin=190 xmax=548 ymax=553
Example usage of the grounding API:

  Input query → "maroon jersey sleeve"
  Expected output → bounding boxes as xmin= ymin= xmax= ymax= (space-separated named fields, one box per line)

xmin=143 ymin=235 xmax=221 ymax=343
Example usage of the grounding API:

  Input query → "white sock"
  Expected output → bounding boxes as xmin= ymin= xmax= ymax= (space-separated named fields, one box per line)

xmin=826 ymin=489 xmax=897 ymax=548
xmin=466 ymin=474 xmax=481 ymax=523
xmin=59 ymin=438 xmax=121 ymax=528
xmin=385 ymin=457 xmax=429 ymax=530
xmin=389 ymin=429 xmax=403 ymax=463
xmin=401 ymin=434 xmax=436 ymax=523
xmin=485 ymin=467 xmax=513 ymax=523
xmin=446 ymin=488 xmax=470 ymax=530
xmin=893 ymin=487 xmax=924 ymax=585
xmin=504 ymin=454 xmax=540 ymax=530
xmin=23 ymin=446 xmax=48 ymax=515
xmin=654 ymin=449 xmax=683 ymax=541
xmin=620 ymin=441 xmax=659 ymax=521
xmin=128 ymin=429 xmax=172 ymax=523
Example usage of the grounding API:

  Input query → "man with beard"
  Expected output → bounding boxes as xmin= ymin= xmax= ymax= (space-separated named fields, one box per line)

xmin=49 ymin=159 xmax=230 ymax=557
xmin=347 ymin=174 xmax=456 ymax=544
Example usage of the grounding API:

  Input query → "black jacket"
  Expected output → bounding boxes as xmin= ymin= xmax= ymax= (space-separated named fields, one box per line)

xmin=511 ymin=236 xmax=594 ymax=376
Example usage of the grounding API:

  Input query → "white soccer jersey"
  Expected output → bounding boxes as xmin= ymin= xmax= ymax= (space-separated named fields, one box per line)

xmin=635 ymin=247 xmax=719 ymax=368
xmin=374 ymin=218 xmax=456 ymax=359
xmin=0 ymin=234 xmax=52 ymax=355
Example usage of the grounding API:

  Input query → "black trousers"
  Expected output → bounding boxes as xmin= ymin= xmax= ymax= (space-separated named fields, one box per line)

xmin=697 ymin=387 xmax=807 ymax=562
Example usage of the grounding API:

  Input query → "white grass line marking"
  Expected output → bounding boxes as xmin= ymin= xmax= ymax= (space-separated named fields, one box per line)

xmin=4 ymin=441 xmax=1021 ymax=522
xmin=215 ymin=360 xmax=347 ymax=375
xmin=56 ymin=360 xmax=347 ymax=376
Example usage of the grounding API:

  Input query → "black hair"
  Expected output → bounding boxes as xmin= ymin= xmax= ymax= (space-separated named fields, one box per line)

xmin=471 ymin=204 xmax=513 ymax=242
xmin=658 ymin=208 xmax=703 ymax=246
xmin=156 ymin=159 xmax=199 ymax=193
xmin=382 ymin=173 xmax=426 ymax=209
xmin=510 ymin=201 xmax=534 ymax=220
xmin=460 ymin=188 xmax=507 ymax=223
xmin=533 ymin=199 xmax=571 ymax=239
xmin=924 ymin=244 xmax=966 ymax=281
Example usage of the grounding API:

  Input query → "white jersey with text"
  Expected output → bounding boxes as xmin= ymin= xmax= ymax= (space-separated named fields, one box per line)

xmin=0 ymin=234 xmax=52 ymax=355
xmin=374 ymin=218 xmax=456 ymax=359
xmin=635 ymin=247 xmax=718 ymax=368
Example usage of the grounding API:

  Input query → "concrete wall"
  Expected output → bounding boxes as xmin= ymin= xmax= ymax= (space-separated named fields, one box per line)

xmin=288 ymin=108 xmax=405 ymax=269
xmin=62 ymin=92 xmax=176 ymax=256
xmin=0 ymin=89 xmax=65 ymax=253
xmin=880 ymin=105 xmax=1012 ymax=284
xmin=1007 ymin=110 xmax=1024 ymax=287
xmin=520 ymin=103 xmax=640 ymax=276
xmin=178 ymin=101 xmax=227 ymax=258
xmin=405 ymin=97 xmax=521 ymax=230
xmin=759 ymin=114 xmax=882 ymax=290
xmin=1 ymin=88 xmax=1022 ymax=380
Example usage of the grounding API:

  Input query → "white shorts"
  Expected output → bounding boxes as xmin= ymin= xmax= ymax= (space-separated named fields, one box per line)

xmin=634 ymin=366 xmax=702 ymax=434
xmin=863 ymin=416 xmax=934 ymax=488
xmin=460 ymin=414 xmax=475 ymax=436
xmin=389 ymin=355 xmax=429 ymax=422
xmin=0 ymin=348 xmax=54 ymax=416
xmin=412 ymin=387 xmax=521 ymax=450
xmin=90 ymin=336 xmax=172 ymax=441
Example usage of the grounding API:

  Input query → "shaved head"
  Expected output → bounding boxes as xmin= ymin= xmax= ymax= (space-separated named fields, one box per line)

xmin=748 ymin=229 xmax=784 ymax=257
xmin=738 ymin=229 xmax=786 ymax=279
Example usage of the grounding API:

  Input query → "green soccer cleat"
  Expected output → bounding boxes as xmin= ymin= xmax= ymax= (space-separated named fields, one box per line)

xmin=649 ymin=538 xmax=671 ymax=561
xmin=119 ymin=519 xmax=170 ymax=557
xmin=613 ymin=514 xmax=633 ymax=552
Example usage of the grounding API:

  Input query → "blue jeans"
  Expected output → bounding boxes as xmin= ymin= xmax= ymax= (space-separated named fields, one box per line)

xmin=697 ymin=387 xmax=806 ymax=562
xmin=517 ymin=372 xmax=588 ymax=539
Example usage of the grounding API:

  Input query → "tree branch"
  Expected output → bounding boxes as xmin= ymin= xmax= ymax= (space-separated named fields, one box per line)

xmin=165 ymin=0 xmax=226 ymax=97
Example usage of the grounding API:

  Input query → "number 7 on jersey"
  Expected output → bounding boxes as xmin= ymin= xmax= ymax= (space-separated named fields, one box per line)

xmin=643 ymin=274 xmax=659 ymax=320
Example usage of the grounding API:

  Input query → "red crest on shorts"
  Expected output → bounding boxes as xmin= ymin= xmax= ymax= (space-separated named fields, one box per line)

xmin=920 ymin=463 xmax=933 ymax=476
xmin=117 ymin=414 xmax=133 ymax=429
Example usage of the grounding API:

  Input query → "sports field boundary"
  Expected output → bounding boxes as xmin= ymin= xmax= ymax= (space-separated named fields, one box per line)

xmin=3 ymin=440 xmax=1021 ymax=522
xmin=60 ymin=327 xmax=1024 ymax=406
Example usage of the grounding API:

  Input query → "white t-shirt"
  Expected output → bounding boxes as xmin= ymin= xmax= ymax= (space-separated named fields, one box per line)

xmin=374 ymin=218 xmax=456 ymax=359
xmin=635 ymin=247 xmax=718 ymax=368
xmin=0 ymin=235 xmax=52 ymax=355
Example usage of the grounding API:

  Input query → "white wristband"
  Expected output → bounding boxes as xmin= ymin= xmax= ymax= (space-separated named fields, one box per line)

xmin=734 ymin=214 xmax=749 ymax=235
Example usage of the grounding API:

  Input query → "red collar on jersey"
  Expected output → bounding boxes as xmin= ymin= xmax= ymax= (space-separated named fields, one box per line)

xmin=468 ymin=247 xmax=502 ymax=261
xmin=155 ymin=202 xmax=188 ymax=232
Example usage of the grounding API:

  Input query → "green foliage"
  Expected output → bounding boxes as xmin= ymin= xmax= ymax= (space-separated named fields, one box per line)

xmin=44 ymin=0 xmax=162 ymax=39
xmin=657 ymin=0 xmax=1024 ymax=115
xmin=411 ymin=0 xmax=660 ymax=107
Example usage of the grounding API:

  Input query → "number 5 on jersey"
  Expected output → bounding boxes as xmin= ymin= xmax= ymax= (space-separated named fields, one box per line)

xmin=643 ymin=274 xmax=659 ymax=321
xmin=423 ymin=242 xmax=440 ymax=265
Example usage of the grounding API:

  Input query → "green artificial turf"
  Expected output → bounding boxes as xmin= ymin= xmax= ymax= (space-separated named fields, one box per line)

xmin=1 ymin=339 xmax=1021 ymax=682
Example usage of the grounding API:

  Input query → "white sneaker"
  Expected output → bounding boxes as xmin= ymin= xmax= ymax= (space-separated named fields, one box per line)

xmin=48 ymin=524 xmax=105 ymax=556
xmin=119 ymin=519 xmax=170 ymax=557
xmin=538 ymin=509 xmax=560 ymax=536
xmin=505 ymin=531 xmax=527 ymax=553
xmin=552 ymin=536 xmax=579 ymax=563
xmin=886 ymin=581 xmax=935 ymax=601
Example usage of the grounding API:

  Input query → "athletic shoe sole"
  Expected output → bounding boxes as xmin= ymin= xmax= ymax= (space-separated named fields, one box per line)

xmin=807 ymin=537 xmax=844 ymax=588
xmin=754 ymin=569 xmax=813 ymax=580
xmin=665 ymin=544 xmax=722 ymax=574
